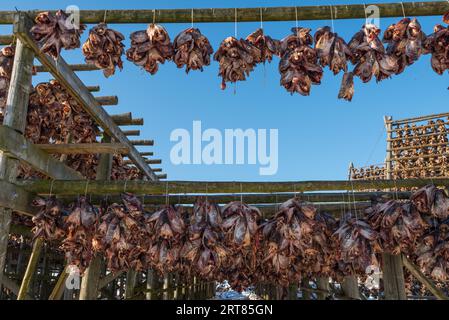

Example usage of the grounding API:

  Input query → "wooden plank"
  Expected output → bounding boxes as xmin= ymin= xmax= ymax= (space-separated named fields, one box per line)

xmin=34 ymin=63 xmax=100 ymax=73
xmin=382 ymin=253 xmax=406 ymax=300
xmin=0 ymin=180 xmax=37 ymax=215
xmin=98 ymin=271 xmax=124 ymax=290
xmin=17 ymin=237 xmax=44 ymax=300
xmin=48 ymin=265 xmax=69 ymax=300
xmin=87 ymin=86 xmax=100 ymax=92
xmin=0 ymin=125 xmax=84 ymax=179
xmin=130 ymin=140 xmax=154 ymax=146
xmin=95 ymin=96 xmax=118 ymax=106
xmin=123 ymin=158 xmax=159 ymax=165
xmin=341 ymin=276 xmax=360 ymax=300
xmin=392 ymin=111 xmax=449 ymax=125
xmin=16 ymin=178 xmax=449 ymax=196
xmin=0 ymin=3 xmax=448 ymax=24
xmin=402 ymin=255 xmax=448 ymax=300
xmin=116 ymin=118 xmax=144 ymax=126
xmin=157 ymin=174 xmax=167 ymax=179
xmin=13 ymin=12 xmax=158 ymax=181
xmin=125 ymin=269 xmax=137 ymax=300
xmin=0 ymin=276 xmax=32 ymax=299
xmin=100 ymin=130 xmax=140 ymax=137
xmin=37 ymin=143 xmax=129 ymax=155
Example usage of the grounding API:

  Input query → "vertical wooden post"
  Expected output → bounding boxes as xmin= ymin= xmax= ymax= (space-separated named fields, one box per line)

xmin=79 ymin=136 xmax=112 ymax=300
xmin=48 ymin=265 xmax=69 ymax=300
xmin=17 ymin=238 xmax=44 ymax=300
xmin=124 ymin=269 xmax=137 ymax=299
xmin=146 ymin=269 xmax=155 ymax=300
xmin=382 ymin=115 xmax=406 ymax=300
xmin=0 ymin=15 xmax=34 ymax=287
xmin=341 ymin=275 xmax=360 ymax=299
xmin=162 ymin=274 xmax=170 ymax=300
xmin=316 ymin=277 xmax=330 ymax=300
xmin=301 ymin=277 xmax=311 ymax=300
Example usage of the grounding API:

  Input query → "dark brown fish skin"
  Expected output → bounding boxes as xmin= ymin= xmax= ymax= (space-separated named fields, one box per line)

xmin=31 ymin=10 xmax=86 ymax=59
xmin=338 ymin=72 xmax=354 ymax=101
xmin=279 ymin=27 xmax=323 ymax=95
xmin=173 ymin=28 xmax=213 ymax=73
xmin=246 ymin=28 xmax=280 ymax=63
xmin=423 ymin=22 xmax=449 ymax=77
xmin=126 ymin=24 xmax=174 ymax=75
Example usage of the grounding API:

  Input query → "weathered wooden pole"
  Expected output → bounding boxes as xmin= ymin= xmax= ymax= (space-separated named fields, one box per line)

xmin=17 ymin=237 xmax=44 ymax=300
xmin=0 ymin=12 xmax=34 ymax=290
xmin=145 ymin=269 xmax=157 ymax=300
xmin=124 ymin=269 xmax=137 ymax=300
xmin=402 ymin=255 xmax=448 ymax=300
xmin=382 ymin=115 xmax=406 ymax=300
xmin=341 ymin=276 xmax=360 ymax=300
xmin=48 ymin=265 xmax=69 ymax=300
xmin=79 ymin=135 xmax=112 ymax=300
xmin=316 ymin=277 xmax=330 ymax=300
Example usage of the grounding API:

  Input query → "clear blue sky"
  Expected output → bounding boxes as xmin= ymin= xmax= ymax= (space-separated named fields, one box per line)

xmin=1 ymin=0 xmax=448 ymax=182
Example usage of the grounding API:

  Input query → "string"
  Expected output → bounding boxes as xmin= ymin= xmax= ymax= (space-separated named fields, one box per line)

xmin=191 ymin=8 xmax=194 ymax=28
xmin=400 ymin=2 xmax=406 ymax=18
xmin=330 ymin=5 xmax=334 ymax=33
xmin=123 ymin=179 xmax=128 ymax=193
xmin=165 ymin=181 xmax=169 ymax=206
xmin=103 ymin=10 xmax=107 ymax=23
xmin=363 ymin=3 xmax=367 ymax=24
xmin=234 ymin=8 xmax=238 ymax=38
xmin=153 ymin=9 xmax=156 ymax=24
xmin=49 ymin=179 xmax=55 ymax=197
xmin=295 ymin=6 xmax=298 ymax=29
xmin=84 ymin=180 xmax=89 ymax=198
xmin=240 ymin=183 xmax=243 ymax=203
xmin=260 ymin=7 xmax=263 ymax=29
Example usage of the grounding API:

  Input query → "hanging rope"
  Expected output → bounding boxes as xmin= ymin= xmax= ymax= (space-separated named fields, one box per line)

xmin=84 ymin=180 xmax=89 ymax=198
xmin=165 ymin=181 xmax=169 ymax=206
xmin=260 ymin=7 xmax=264 ymax=29
xmin=400 ymin=2 xmax=406 ymax=18
xmin=295 ymin=6 xmax=299 ymax=29
xmin=103 ymin=10 xmax=107 ymax=23
xmin=329 ymin=5 xmax=335 ymax=32
xmin=234 ymin=8 xmax=238 ymax=38
xmin=49 ymin=179 xmax=55 ymax=197
xmin=153 ymin=9 xmax=156 ymax=24
xmin=363 ymin=3 xmax=368 ymax=24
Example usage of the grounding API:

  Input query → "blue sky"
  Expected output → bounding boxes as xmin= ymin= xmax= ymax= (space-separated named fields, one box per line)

xmin=1 ymin=0 xmax=448 ymax=182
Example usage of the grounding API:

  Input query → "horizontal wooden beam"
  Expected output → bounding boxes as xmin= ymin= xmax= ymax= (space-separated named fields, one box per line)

xmin=123 ymin=158 xmax=159 ymax=165
xmin=37 ymin=143 xmax=129 ymax=155
xmin=138 ymin=151 xmax=153 ymax=156
xmin=95 ymin=96 xmax=118 ymax=106
xmin=97 ymin=130 xmax=140 ymax=137
xmin=98 ymin=271 xmax=124 ymax=290
xmin=151 ymin=167 xmax=161 ymax=172
xmin=13 ymin=12 xmax=158 ymax=181
xmin=110 ymin=112 xmax=131 ymax=123
xmin=0 ymin=180 xmax=38 ymax=216
xmin=15 ymin=178 xmax=448 ymax=196
xmin=86 ymin=85 xmax=100 ymax=92
xmin=121 ymin=191 xmax=410 ymax=205
xmin=34 ymin=63 xmax=100 ymax=73
xmin=0 ymin=2 xmax=447 ymax=24
xmin=402 ymin=255 xmax=449 ymax=300
xmin=0 ymin=125 xmax=84 ymax=179
xmin=392 ymin=112 xmax=449 ymax=126
xmin=157 ymin=174 xmax=167 ymax=179
xmin=116 ymin=118 xmax=143 ymax=126
xmin=130 ymin=140 xmax=154 ymax=146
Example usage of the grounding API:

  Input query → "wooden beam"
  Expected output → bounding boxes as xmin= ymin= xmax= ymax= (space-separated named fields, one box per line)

xmin=130 ymin=140 xmax=154 ymax=146
xmin=86 ymin=85 xmax=100 ymax=92
xmin=13 ymin=12 xmax=158 ymax=181
xmin=98 ymin=271 xmax=124 ymax=290
xmin=117 ymin=118 xmax=144 ymax=126
xmin=17 ymin=237 xmax=44 ymax=300
xmin=138 ymin=151 xmax=153 ymax=156
xmin=402 ymin=255 xmax=448 ymax=300
xmin=382 ymin=253 xmax=406 ymax=300
xmin=34 ymin=63 xmax=100 ymax=73
xmin=123 ymin=158 xmax=159 ymax=165
xmin=0 ymin=17 xmax=34 ymax=288
xmin=0 ymin=3 xmax=447 ymax=24
xmin=95 ymin=96 xmax=118 ymax=106
xmin=341 ymin=276 xmax=360 ymax=300
xmin=100 ymin=130 xmax=140 ymax=137
xmin=392 ymin=111 xmax=449 ymax=126
xmin=0 ymin=125 xmax=84 ymax=179
xmin=111 ymin=112 xmax=131 ymax=123
xmin=0 ymin=180 xmax=37 ymax=216
xmin=0 ymin=276 xmax=32 ymax=299
xmin=15 ymin=178 xmax=449 ymax=196
xmin=157 ymin=174 xmax=167 ymax=179
xmin=37 ymin=143 xmax=129 ymax=155
xmin=48 ymin=265 xmax=69 ymax=300
xmin=125 ymin=269 xmax=137 ymax=300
